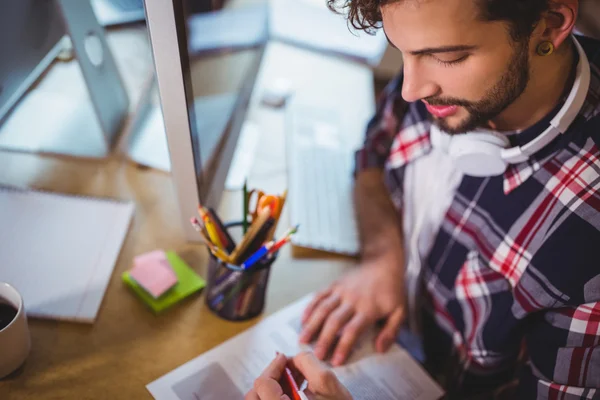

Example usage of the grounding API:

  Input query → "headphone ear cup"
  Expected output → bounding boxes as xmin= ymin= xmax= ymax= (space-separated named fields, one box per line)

xmin=449 ymin=132 xmax=510 ymax=177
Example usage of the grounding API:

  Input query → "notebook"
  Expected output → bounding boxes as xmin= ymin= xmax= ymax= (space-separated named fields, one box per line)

xmin=0 ymin=186 xmax=134 ymax=323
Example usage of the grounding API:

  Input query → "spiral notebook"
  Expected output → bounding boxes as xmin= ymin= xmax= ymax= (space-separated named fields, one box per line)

xmin=0 ymin=186 xmax=134 ymax=323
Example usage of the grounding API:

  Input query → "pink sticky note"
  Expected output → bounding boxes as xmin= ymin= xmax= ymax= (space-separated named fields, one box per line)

xmin=130 ymin=250 xmax=178 ymax=298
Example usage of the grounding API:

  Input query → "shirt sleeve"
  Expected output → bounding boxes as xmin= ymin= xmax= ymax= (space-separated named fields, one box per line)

xmin=354 ymin=73 xmax=407 ymax=174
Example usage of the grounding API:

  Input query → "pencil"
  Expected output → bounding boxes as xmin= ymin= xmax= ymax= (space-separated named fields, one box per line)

xmin=230 ymin=207 xmax=272 ymax=264
xmin=191 ymin=218 xmax=231 ymax=263
xmin=268 ymin=225 xmax=298 ymax=255
xmin=267 ymin=189 xmax=287 ymax=240
xmin=198 ymin=206 xmax=225 ymax=250
xmin=243 ymin=180 xmax=249 ymax=234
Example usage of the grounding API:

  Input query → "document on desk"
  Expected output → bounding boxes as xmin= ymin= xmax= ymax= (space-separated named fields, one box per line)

xmin=0 ymin=186 xmax=134 ymax=323
xmin=147 ymin=295 xmax=444 ymax=400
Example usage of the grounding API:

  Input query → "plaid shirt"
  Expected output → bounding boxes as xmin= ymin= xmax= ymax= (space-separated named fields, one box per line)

xmin=356 ymin=35 xmax=600 ymax=399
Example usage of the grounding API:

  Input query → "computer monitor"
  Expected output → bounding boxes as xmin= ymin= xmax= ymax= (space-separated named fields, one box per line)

xmin=143 ymin=0 xmax=266 ymax=241
xmin=0 ymin=0 xmax=65 ymax=123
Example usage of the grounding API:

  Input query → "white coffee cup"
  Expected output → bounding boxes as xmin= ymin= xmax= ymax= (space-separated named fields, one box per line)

xmin=0 ymin=282 xmax=31 ymax=379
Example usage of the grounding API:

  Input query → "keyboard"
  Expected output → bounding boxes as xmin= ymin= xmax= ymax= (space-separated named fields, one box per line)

xmin=286 ymin=104 xmax=360 ymax=256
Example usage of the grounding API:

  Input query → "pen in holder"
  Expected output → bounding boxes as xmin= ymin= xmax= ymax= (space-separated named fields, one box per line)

xmin=204 ymin=221 xmax=277 ymax=321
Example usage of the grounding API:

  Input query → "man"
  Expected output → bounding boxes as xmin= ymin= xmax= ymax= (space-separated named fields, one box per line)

xmin=248 ymin=0 xmax=600 ymax=398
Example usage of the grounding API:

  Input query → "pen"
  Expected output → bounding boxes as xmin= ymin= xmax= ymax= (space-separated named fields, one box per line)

xmin=213 ymin=274 xmax=248 ymax=311
xmin=241 ymin=241 xmax=274 ymax=270
xmin=282 ymin=366 xmax=304 ymax=400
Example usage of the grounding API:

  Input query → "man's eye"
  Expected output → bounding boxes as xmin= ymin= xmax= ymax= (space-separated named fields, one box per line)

xmin=433 ymin=54 xmax=469 ymax=66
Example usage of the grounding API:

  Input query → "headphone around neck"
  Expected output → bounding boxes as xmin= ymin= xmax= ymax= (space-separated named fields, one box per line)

xmin=430 ymin=36 xmax=591 ymax=177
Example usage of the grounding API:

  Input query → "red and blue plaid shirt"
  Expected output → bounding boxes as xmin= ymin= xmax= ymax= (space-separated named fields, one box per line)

xmin=356 ymin=35 xmax=600 ymax=399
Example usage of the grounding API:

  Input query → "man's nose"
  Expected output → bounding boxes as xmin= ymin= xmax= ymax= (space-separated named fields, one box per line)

xmin=401 ymin=59 xmax=439 ymax=103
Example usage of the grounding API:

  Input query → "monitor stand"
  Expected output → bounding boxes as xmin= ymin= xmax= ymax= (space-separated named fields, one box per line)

xmin=0 ymin=0 xmax=129 ymax=158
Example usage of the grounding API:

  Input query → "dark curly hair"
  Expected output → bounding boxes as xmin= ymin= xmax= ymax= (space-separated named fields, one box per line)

xmin=327 ymin=0 xmax=551 ymax=41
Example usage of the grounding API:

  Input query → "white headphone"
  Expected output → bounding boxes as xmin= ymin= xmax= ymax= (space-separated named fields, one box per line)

xmin=430 ymin=36 xmax=591 ymax=177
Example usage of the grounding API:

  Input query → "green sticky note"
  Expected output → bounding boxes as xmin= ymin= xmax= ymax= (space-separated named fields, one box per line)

xmin=122 ymin=251 xmax=206 ymax=313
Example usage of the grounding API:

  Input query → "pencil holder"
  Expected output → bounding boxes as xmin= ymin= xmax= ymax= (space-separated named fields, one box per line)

xmin=204 ymin=221 xmax=276 ymax=321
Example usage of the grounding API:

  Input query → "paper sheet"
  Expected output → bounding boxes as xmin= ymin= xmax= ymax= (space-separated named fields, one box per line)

xmin=0 ymin=186 xmax=134 ymax=322
xmin=147 ymin=295 xmax=444 ymax=399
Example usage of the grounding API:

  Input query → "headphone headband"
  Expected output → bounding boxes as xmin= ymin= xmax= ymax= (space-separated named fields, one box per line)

xmin=501 ymin=37 xmax=591 ymax=163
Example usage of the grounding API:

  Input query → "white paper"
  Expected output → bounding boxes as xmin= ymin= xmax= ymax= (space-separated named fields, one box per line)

xmin=147 ymin=295 xmax=444 ymax=399
xmin=0 ymin=186 xmax=134 ymax=323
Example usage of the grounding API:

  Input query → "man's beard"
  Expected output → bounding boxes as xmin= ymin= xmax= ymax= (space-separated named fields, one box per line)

xmin=426 ymin=40 xmax=531 ymax=134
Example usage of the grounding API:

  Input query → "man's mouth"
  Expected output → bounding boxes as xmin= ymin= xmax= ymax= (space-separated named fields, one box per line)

xmin=423 ymin=101 xmax=459 ymax=118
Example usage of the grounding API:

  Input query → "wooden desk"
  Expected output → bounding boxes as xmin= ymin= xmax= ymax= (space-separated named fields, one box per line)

xmin=0 ymin=39 xmax=374 ymax=399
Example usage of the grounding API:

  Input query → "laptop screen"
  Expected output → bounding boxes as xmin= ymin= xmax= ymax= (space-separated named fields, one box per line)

xmin=171 ymin=0 xmax=267 ymax=203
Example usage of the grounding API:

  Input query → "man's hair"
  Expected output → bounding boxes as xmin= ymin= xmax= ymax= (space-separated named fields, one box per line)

xmin=328 ymin=0 xmax=551 ymax=41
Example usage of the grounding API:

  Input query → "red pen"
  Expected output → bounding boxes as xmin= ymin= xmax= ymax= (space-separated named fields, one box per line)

xmin=282 ymin=366 xmax=302 ymax=400
xmin=276 ymin=352 xmax=308 ymax=400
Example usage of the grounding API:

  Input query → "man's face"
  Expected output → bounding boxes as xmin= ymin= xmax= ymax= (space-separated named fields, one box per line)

xmin=382 ymin=0 xmax=532 ymax=134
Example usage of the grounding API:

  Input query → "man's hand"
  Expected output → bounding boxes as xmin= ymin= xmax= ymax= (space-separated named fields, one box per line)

xmin=300 ymin=255 xmax=405 ymax=366
xmin=245 ymin=352 xmax=352 ymax=400
xmin=245 ymin=354 xmax=291 ymax=400
xmin=291 ymin=352 xmax=352 ymax=400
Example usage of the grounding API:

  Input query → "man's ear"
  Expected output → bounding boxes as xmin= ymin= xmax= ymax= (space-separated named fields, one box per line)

xmin=539 ymin=0 xmax=579 ymax=50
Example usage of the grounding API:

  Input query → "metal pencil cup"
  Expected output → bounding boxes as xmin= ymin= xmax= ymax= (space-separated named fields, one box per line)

xmin=205 ymin=256 xmax=274 ymax=321
xmin=204 ymin=222 xmax=276 ymax=321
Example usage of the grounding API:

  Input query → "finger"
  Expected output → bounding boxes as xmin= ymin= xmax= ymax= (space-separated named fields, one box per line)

xmin=245 ymin=389 xmax=260 ymax=400
xmin=289 ymin=352 xmax=328 ymax=385
xmin=375 ymin=306 xmax=405 ymax=353
xmin=331 ymin=313 xmax=369 ymax=366
xmin=302 ymin=289 xmax=332 ymax=325
xmin=290 ymin=352 xmax=340 ymax=395
xmin=261 ymin=353 xmax=289 ymax=380
xmin=299 ymin=293 xmax=341 ymax=344
xmin=313 ymin=303 xmax=354 ymax=360
xmin=254 ymin=375 xmax=288 ymax=400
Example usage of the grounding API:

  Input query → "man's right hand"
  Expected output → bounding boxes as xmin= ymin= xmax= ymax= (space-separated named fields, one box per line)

xmin=299 ymin=255 xmax=405 ymax=366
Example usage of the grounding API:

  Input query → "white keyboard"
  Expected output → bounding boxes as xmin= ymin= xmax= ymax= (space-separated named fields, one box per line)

xmin=286 ymin=104 xmax=360 ymax=255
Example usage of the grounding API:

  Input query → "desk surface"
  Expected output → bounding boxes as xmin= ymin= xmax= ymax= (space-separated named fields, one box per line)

xmin=0 ymin=35 xmax=375 ymax=399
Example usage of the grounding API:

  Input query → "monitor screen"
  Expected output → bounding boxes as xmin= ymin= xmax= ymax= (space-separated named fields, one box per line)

xmin=171 ymin=0 xmax=267 ymax=205
xmin=0 ymin=0 xmax=65 ymax=123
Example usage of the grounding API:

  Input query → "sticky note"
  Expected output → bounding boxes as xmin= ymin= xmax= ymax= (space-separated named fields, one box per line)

xmin=129 ymin=250 xmax=178 ymax=298
xmin=123 ymin=251 xmax=206 ymax=313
